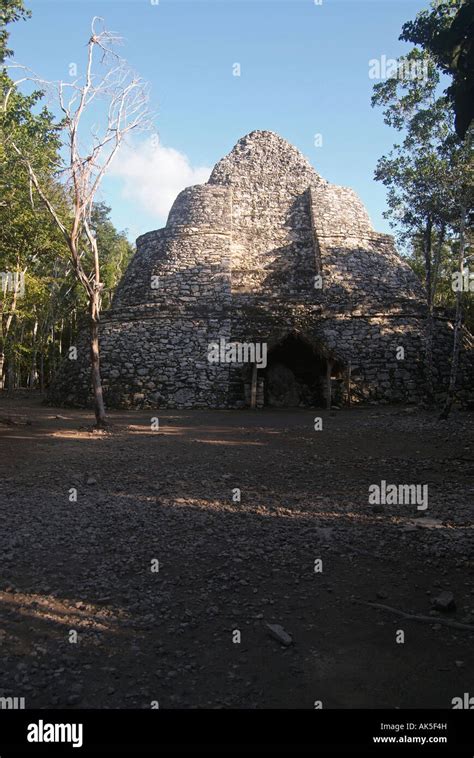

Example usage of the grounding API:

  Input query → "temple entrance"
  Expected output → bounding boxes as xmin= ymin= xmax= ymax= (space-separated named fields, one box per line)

xmin=263 ymin=334 xmax=330 ymax=407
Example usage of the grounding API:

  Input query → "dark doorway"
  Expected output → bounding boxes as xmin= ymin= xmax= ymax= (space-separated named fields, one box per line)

xmin=263 ymin=334 xmax=327 ymax=407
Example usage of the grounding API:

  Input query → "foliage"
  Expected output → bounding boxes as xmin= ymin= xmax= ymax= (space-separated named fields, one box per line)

xmin=400 ymin=0 xmax=474 ymax=139
xmin=0 ymin=0 xmax=31 ymax=63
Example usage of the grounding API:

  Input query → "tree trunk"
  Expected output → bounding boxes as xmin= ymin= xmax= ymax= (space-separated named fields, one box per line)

xmin=423 ymin=217 xmax=435 ymax=405
xmin=0 ymin=269 xmax=22 ymax=391
xmin=39 ymin=350 xmax=44 ymax=395
xmin=432 ymin=223 xmax=446 ymax=297
xmin=439 ymin=205 xmax=467 ymax=420
xmin=59 ymin=318 xmax=64 ymax=357
xmin=7 ymin=355 xmax=14 ymax=392
xmin=89 ymin=294 xmax=107 ymax=428
xmin=29 ymin=318 xmax=38 ymax=390
xmin=0 ymin=278 xmax=6 ymax=390
xmin=50 ymin=324 xmax=56 ymax=382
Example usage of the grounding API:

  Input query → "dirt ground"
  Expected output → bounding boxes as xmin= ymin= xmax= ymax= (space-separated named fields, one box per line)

xmin=0 ymin=393 xmax=473 ymax=709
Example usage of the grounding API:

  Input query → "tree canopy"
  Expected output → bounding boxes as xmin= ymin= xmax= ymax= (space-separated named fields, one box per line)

xmin=400 ymin=0 xmax=474 ymax=139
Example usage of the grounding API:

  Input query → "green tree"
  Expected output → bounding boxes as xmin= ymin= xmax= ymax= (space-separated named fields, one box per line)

xmin=90 ymin=202 xmax=134 ymax=309
xmin=401 ymin=0 xmax=474 ymax=139
xmin=372 ymin=47 xmax=471 ymax=404
xmin=0 ymin=66 xmax=68 ymax=388
xmin=0 ymin=0 xmax=30 ymax=64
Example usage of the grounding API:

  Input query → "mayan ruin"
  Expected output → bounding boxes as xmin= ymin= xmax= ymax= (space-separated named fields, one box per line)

xmin=52 ymin=130 xmax=473 ymax=410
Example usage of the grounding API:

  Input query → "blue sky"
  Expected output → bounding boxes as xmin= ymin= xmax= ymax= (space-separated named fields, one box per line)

xmin=11 ymin=0 xmax=428 ymax=243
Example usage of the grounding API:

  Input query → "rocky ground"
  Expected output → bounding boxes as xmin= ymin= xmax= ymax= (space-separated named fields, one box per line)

xmin=0 ymin=393 xmax=473 ymax=709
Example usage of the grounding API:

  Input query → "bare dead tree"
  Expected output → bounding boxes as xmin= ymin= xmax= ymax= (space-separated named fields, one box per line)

xmin=8 ymin=17 xmax=151 ymax=426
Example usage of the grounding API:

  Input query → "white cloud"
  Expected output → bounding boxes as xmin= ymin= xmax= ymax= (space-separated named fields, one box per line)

xmin=109 ymin=137 xmax=212 ymax=220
